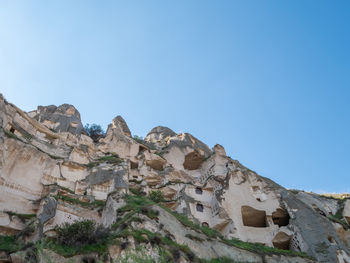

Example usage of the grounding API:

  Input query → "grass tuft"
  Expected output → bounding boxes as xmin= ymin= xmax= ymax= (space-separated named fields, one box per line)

xmin=53 ymin=193 xmax=105 ymax=208
xmin=86 ymin=154 xmax=122 ymax=168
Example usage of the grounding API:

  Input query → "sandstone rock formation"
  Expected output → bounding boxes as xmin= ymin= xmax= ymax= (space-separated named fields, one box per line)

xmin=0 ymin=93 xmax=349 ymax=263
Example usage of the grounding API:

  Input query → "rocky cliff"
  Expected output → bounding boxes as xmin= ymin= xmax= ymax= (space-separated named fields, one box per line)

xmin=0 ymin=93 xmax=349 ymax=263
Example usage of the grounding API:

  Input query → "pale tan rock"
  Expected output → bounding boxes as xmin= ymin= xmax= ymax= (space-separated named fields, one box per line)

xmin=10 ymin=251 xmax=26 ymax=263
xmin=0 ymin=95 xmax=346 ymax=262
xmin=98 ymin=116 xmax=139 ymax=159
xmin=167 ymin=169 xmax=193 ymax=183
xmin=144 ymin=151 xmax=166 ymax=171
xmin=0 ymin=213 xmax=26 ymax=234
xmin=108 ymin=244 xmax=122 ymax=260
xmin=69 ymin=147 xmax=89 ymax=164
xmin=161 ymin=187 xmax=177 ymax=200
xmin=336 ymin=225 xmax=350 ymax=246
xmin=56 ymin=179 xmax=76 ymax=192
xmin=6 ymin=100 xmax=61 ymax=140
xmin=43 ymin=203 xmax=101 ymax=232
xmin=0 ymin=138 xmax=56 ymax=214
xmin=336 ymin=250 xmax=350 ymax=263
xmin=39 ymin=249 xmax=97 ymax=263
xmin=41 ymin=164 xmax=61 ymax=186
xmin=79 ymin=134 xmax=94 ymax=146
xmin=162 ymin=133 xmax=212 ymax=171
xmin=231 ymin=170 xmax=246 ymax=185
xmin=213 ymin=144 xmax=226 ymax=156
xmin=75 ymin=181 xmax=89 ymax=195
xmin=0 ymin=212 xmax=10 ymax=226
xmin=145 ymin=126 xmax=176 ymax=143
xmin=143 ymin=172 xmax=163 ymax=186
xmin=343 ymin=199 xmax=350 ymax=224
xmin=112 ymin=116 xmax=131 ymax=137
xmin=60 ymin=161 xmax=88 ymax=182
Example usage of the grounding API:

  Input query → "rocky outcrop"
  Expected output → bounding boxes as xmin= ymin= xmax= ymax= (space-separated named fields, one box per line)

xmin=280 ymin=190 xmax=350 ymax=263
xmin=344 ymin=199 xmax=350 ymax=225
xmin=30 ymin=104 xmax=84 ymax=135
xmin=0 ymin=94 xmax=349 ymax=263
xmin=38 ymin=197 xmax=57 ymax=224
xmin=98 ymin=115 xmax=139 ymax=159
xmin=145 ymin=126 xmax=176 ymax=144
xmin=111 ymin=115 xmax=131 ymax=137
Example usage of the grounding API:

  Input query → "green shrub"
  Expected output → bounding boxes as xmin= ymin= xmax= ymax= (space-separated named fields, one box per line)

xmin=116 ymin=246 xmax=169 ymax=263
xmin=203 ymin=258 xmax=235 ymax=263
xmin=53 ymin=192 xmax=105 ymax=208
xmin=86 ymin=154 xmax=122 ymax=168
xmin=84 ymin=124 xmax=105 ymax=143
xmin=4 ymin=129 xmax=19 ymax=140
xmin=54 ymin=220 xmax=108 ymax=247
xmin=45 ymin=239 xmax=110 ymax=257
xmin=221 ymin=237 xmax=311 ymax=259
xmin=149 ymin=190 xmax=164 ymax=203
xmin=5 ymin=211 xmax=36 ymax=222
xmin=0 ymin=235 xmax=25 ymax=253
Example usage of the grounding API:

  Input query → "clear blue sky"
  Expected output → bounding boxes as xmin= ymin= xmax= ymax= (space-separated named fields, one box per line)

xmin=1 ymin=1 xmax=349 ymax=193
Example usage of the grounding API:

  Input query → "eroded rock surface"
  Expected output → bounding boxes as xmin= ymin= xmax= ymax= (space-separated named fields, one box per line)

xmin=0 ymin=93 xmax=349 ymax=263
xmin=31 ymin=104 xmax=84 ymax=135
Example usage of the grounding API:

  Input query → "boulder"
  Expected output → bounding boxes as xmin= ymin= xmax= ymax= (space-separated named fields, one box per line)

xmin=166 ymin=169 xmax=193 ymax=183
xmin=108 ymin=244 xmax=122 ymax=260
xmin=145 ymin=126 xmax=176 ymax=143
xmin=84 ymin=168 xmax=128 ymax=200
xmin=161 ymin=187 xmax=178 ymax=200
xmin=9 ymin=251 xmax=26 ymax=263
xmin=68 ymin=147 xmax=89 ymax=165
xmin=101 ymin=195 xmax=125 ymax=228
xmin=60 ymin=161 xmax=88 ymax=182
xmin=213 ymin=144 xmax=226 ymax=156
xmin=144 ymin=151 xmax=166 ymax=171
xmin=111 ymin=115 xmax=131 ymax=137
xmin=143 ymin=173 xmax=163 ymax=186
xmin=98 ymin=116 xmax=138 ymax=158
xmin=38 ymin=197 xmax=57 ymax=224
xmin=33 ymin=104 xmax=84 ymax=135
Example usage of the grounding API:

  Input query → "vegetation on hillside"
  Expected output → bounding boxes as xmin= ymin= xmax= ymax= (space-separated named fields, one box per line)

xmin=84 ymin=123 xmax=105 ymax=142
xmin=86 ymin=153 xmax=123 ymax=168
xmin=0 ymin=190 xmax=313 ymax=262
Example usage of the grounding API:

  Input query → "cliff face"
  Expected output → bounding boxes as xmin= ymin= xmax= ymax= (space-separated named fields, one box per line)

xmin=0 ymin=93 xmax=349 ymax=263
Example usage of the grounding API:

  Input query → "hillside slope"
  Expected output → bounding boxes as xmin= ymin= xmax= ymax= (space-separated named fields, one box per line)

xmin=0 ymin=94 xmax=349 ymax=263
